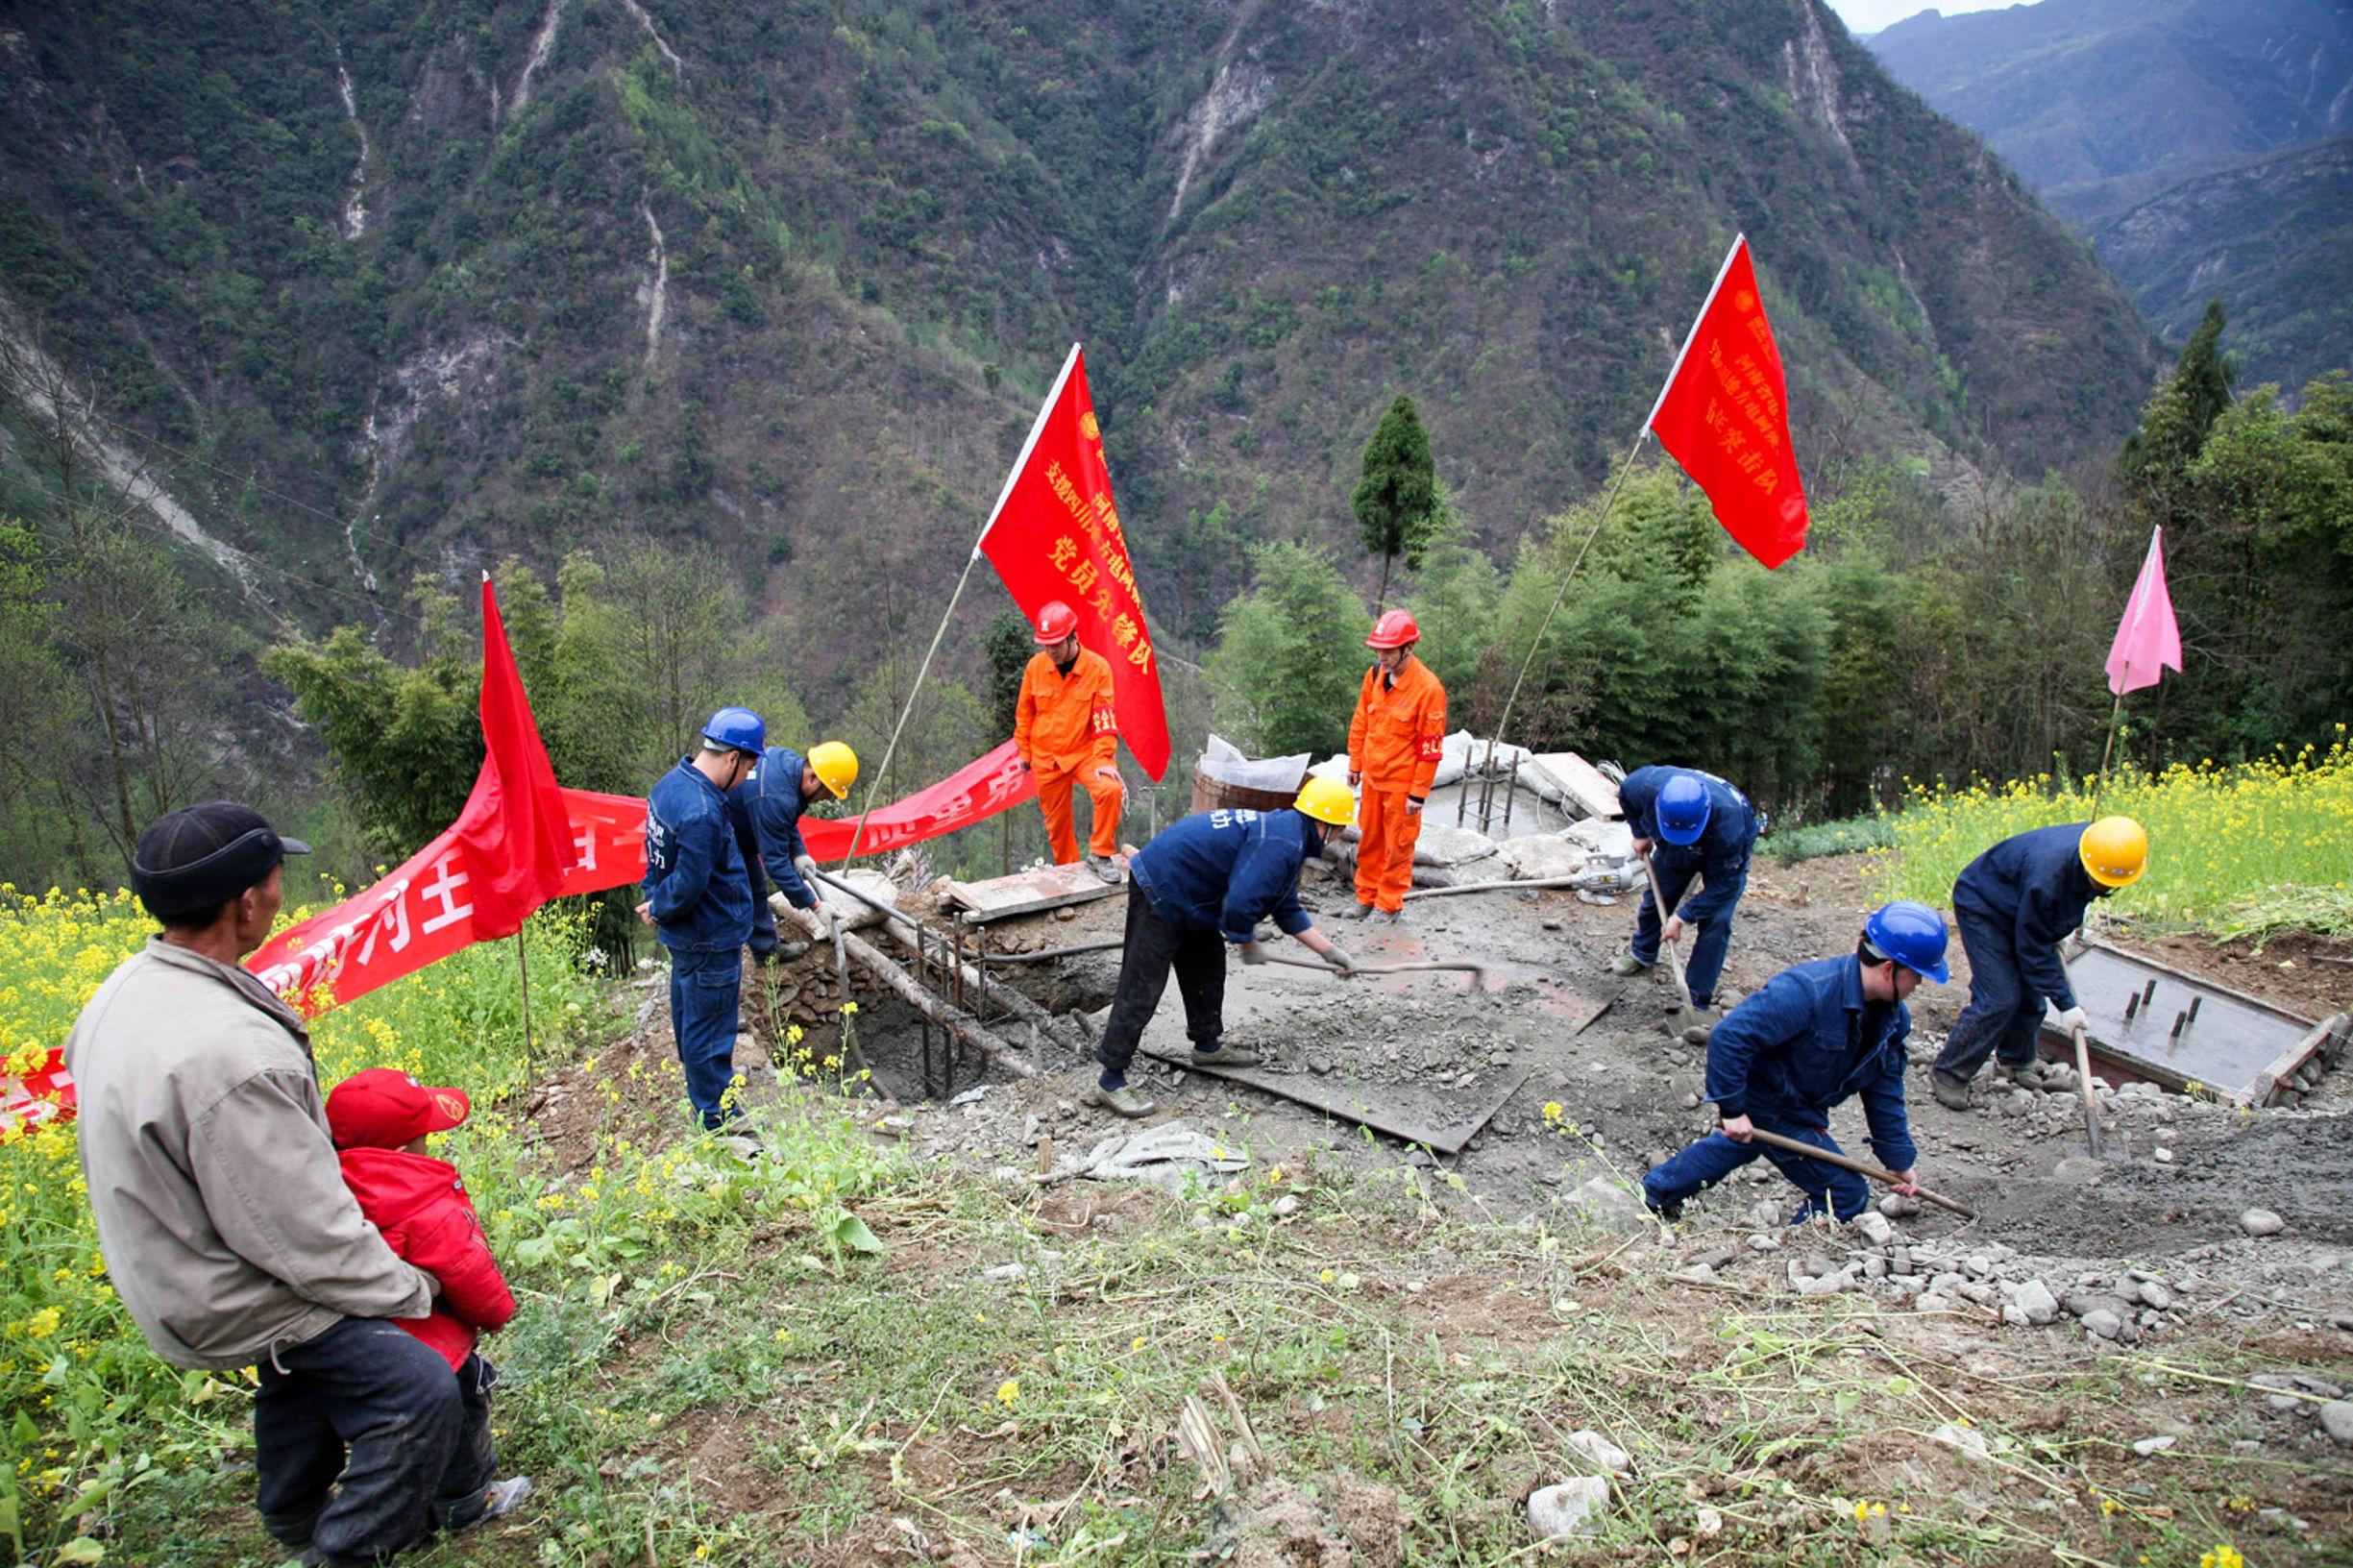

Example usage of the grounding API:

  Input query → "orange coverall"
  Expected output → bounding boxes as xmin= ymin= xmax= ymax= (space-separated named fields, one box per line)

xmin=1016 ymin=646 xmax=1124 ymax=863
xmin=1347 ymin=654 xmax=1448 ymax=912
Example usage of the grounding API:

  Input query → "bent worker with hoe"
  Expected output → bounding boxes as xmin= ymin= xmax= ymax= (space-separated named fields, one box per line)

xmin=1643 ymin=901 xmax=1950 ymax=1223
xmin=1086 ymin=777 xmax=1361 ymax=1118
xmin=1610 ymin=764 xmax=1760 ymax=1020
xmin=1929 ymin=816 xmax=2150 ymax=1110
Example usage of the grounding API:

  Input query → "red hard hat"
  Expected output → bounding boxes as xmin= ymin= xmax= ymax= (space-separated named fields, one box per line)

xmin=1365 ymin=609 xmax=1420 ymax=649
xmin=1033 ymin=600 xmax=1079 ymax=645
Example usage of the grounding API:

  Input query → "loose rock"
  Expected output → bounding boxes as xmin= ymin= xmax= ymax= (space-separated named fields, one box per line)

xmin=1528 ymin=1476 xmax=1612 ymax=1539
xmin=2319 ymin=1402 xmax=2353 ymax=1446
xmin=2012 ymin=1279 xmax=2060 ymax=1326
xmin=2241 ymin=1208 xmax=2286 ymax=1237
xmin=2080 ymin=1308 xmax=2124 ymax=1340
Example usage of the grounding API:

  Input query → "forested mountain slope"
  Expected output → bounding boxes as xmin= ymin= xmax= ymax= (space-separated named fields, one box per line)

xmin=0 ymin=0 xmax=2154 ymax=702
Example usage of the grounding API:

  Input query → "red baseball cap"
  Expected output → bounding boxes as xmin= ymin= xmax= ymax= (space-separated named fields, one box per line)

xmin=326 ymin=1067 xmax=472 ymax=1149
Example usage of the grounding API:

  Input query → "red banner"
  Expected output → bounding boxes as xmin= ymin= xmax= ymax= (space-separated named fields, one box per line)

xmin=978 ymin=345 xmax=1171 ymax=779
xmin=1646 ymin=235 xmax=1810 ymax=569
xmin=248 ymin=746 xmax=1038 ymax=1016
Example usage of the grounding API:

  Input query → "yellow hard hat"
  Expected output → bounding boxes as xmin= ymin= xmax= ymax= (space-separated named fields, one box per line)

xmin=807 ymin=741 xmax=859 ymax=800
xmin=1295 ymin=775 xmax=1356 ymax=827
xmin=2079 ymin=815 xmax=2148 ymax=888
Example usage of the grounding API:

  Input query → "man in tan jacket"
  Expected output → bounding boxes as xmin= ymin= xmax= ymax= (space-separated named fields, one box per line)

xmin=67 ymin=802 xmax=527 ymax=1566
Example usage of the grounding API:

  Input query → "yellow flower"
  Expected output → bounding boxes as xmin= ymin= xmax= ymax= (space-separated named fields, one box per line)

xmin=995 ymin=1378 xmax=1019 ymax=1408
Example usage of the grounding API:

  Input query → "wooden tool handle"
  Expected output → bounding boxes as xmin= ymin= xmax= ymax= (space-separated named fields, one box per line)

xmin=1741 ymin=1125 xmax=1975 ymax=1219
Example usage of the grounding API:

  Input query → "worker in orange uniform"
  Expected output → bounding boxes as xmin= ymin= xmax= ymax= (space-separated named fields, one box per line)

xmin=1015 ymin=600 xmax=1127 ymax=883
xmin=1344 ymin=609 xmax=1447 ymax=923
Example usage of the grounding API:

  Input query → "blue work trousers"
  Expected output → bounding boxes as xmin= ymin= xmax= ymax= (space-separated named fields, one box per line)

xmin=1932 ymin=902 xmax=2044 ymax=1083
xmin=255 ymin=1317 xmax=497 ymax=1563
xmin=746 ymin=883 xmax=778 ymax=961
xmin=1641 ymin=1116 xmax=1872 ymax=1222
xmin=1632 ymin=854 xmax=1746 ymax=1007
xmin=669 ymin=945 xmax=746 ymax=1127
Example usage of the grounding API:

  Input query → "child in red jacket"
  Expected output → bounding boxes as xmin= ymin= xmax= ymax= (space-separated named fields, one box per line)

xmin=326 ymin=1068 xmax=530 ymax=1533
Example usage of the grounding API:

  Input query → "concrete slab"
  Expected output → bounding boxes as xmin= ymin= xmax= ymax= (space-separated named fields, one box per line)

xmin=1526 ymin=753 xmax=1623 ymax=821
xmin=944 ymin=863 xmax=1127 ymax=922
xmin=2047 ymin=938 xmax=2332 ymax=1105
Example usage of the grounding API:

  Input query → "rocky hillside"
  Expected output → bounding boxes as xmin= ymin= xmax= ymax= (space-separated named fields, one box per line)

xmin=2087 ymin=135 xmax=2353 ymax=392
xmin=1869 ymin=0 xmax=2353 ymax=385
xmin=0 ymin=0 xmax=2155 ymax=706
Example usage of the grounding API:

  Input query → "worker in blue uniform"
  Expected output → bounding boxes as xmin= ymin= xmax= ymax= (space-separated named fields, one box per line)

xmin=727 ymin=741 xmax=860 ymax=963
xmin=638 ymin=707 xmax=763 ymax=1131
xmin=1642 ymin=901 xmax=1950 ymax=1223
xmin=1087 ymin=778 xmax=1360 ymax=1119
xmin=1929 ymin=817 xmax=2149 ymax=1110
xmin=1609 ymin=766 xmax=1761 ymax=1014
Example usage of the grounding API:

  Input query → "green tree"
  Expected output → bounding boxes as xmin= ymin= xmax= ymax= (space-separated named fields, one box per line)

xmin=2120 ymin=300 xmax=2235 ymax=506
xmin=1351 ymin=394 xmax=1439 ymax=612
xmin=1205 ymin=543 xmax=1370 ymax=760
xmin=982 ymin=610 xmax=1033 ymax=738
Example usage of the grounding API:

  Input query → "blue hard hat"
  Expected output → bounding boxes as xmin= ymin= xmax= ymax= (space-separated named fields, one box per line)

xmin=699 ymin=706 xmax=766 ymax=756
xmin=1864 ymin=900 xmax=1950 ymax=983
xmin=1655 ymin=771 xmax=1712 ymax=845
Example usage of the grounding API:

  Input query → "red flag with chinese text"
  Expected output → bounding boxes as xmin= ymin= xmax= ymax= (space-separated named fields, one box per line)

xmin=1645 ymin=235 xmax=1810 ymax=569
xmin=977 ymin=345 xmax=1171 ymax=779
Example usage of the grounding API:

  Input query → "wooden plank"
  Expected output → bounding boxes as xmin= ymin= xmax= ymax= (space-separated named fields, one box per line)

xmin=1140 ymin=1053 xmax=1531 ymax=1155
xmin=944 ymin=863 xmax=1128 ymax=922
xmin=1526 ymin=752 xmax=1622 ymax=820
xmin=2243 ymin=1014 xmax=2349 ymax=1109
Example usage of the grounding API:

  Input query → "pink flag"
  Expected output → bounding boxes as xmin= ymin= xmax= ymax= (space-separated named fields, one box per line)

xmin=2106 ymin=526 xmax=2183 ymax=696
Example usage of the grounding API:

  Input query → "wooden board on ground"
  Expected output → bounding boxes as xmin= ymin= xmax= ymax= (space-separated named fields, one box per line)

xmin=1526 ymin=752 xmax=1622 ymax=820
xmin=944 ymin=863 xmax=1127 ymax=922
xmin=2047 ymin=937 xmax=2332 ymax=1106
xmin=1140 ymin=1053 xmax=1531 ymax=1155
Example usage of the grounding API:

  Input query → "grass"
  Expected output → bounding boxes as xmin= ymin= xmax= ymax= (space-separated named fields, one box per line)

xmin=1757 ymin=817 xmax=1897 ymax=865
xmin=0 ymin=890 xmax=2337 ymax=1566
xmin=1859 ymin=731 xmax=2353 ymax=937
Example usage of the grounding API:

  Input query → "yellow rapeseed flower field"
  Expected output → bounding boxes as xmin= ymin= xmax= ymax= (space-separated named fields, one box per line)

xmin=1873 ymin=729 xmax=2353 ymax=940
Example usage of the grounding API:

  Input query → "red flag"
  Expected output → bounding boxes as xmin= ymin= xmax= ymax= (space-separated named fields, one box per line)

xmin=1645 ymin=235 xmax=1810 ymax=569
xmin=2105 ymin=526 xmax=2183 ymax=696
xmin=978 ymin=345 xmax=1171 ymax=779
xmin=451 ymin=576 xmax=574 ymax=936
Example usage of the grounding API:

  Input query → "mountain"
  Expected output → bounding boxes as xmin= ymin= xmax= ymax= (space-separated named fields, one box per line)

xmin=2088 ymin=134 xmax=2353 ymax=391
xmin=0 ymin=0 xmax=2156 ymax=711
xmin=1867 ymin=0 xmax=2353 ymax=384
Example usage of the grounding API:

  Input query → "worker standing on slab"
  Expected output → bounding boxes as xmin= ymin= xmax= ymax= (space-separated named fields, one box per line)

xmin=1929 ymin=817 xmax=2149 ymax=1110
xmin=639 ymin=708 xmax=763 ymax=1132
xmin=728 ymin=740 xmax=858 ymax=962
xmin=1015 ymin=600 xmax=1127 ymax=883
xmin=1343 ymin=609 xmax=1448 ymax=924
xmin=1642 ymin=901 xmax=1949 ymax=1223
xmin=1086 ymin=778 xmax=1361 ymax=1119
xmin=1610 ymin=766 xmax=1760 ymax=1016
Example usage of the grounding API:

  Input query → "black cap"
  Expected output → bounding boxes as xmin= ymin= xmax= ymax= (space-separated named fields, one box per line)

xmin=132 ymin=801 xmax=310 ymax=921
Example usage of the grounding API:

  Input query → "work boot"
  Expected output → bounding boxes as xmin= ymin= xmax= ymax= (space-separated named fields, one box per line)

xmin=1371 ymin=908 xmax=1405 ymax=926
xmin=1338 ymin=902 xmax=1377 ymax=920
xmin=1190 ymin=1043 xmax=1262 ymax=1070
xmin=1609 ymin=953 xmax=1653 ymax=977
xmin=756 ymin=942 xmax=811 ymax=968
xmin=449 ymin=1477 xmax=534 ymax=1537
xmin=1085 ymin=852 xmax=1125 ymax=885
xmin=1930 ymin=1070 xmax=1973 ymax=1112
xmin=1086 ymin=1083 xmax=1157 ymax=1118
xmin=1998 ymin=1059 xmax=2055 ymax=1091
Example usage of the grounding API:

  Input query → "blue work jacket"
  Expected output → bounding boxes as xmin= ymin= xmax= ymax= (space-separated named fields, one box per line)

xmin=1705 ymin=954 xmax=1917 ymax=1173
xmin=1618 ymin=765 xmax=1760 ymax=922
xmin=1130 ymin=808 xmax=1319 ymax=944
xmin=1951 ymin=823 xmax=2104 ymax=1011
xmin=644 ymin=758 xmax=753 ymax=953
xmin=726 ymin=746 xmax=820 ymax=911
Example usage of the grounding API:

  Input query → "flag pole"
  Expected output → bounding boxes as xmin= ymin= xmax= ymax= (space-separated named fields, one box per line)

xmin=835 ymin=344 xmax=1083 ymax=873
xmin=1476 ymin=428 xmax=1652 ymax=822
xmin=2096 ymin=685 xmax=2127 ymax=801
xmin=1475 ymin=234 xmax=1747 ymax=821
xmin=514 ymin=929 xmax=535 ymax=1097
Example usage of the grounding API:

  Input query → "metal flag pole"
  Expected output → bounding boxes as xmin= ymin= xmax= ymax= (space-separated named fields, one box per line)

xmin=1475 ymin=233 xmax=1746 ymax=824
xmin=833 ymin=343 xmax=1083 ymax=873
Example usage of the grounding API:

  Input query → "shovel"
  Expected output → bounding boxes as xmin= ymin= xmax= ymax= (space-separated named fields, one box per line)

xmin=2056 ymin=954 xmax=2112 ymax=1161
xmin=1639 ymin=850 xmax=1698 ymax=1012
xmin=1256 ymin=950 xmax=1489 ymax=992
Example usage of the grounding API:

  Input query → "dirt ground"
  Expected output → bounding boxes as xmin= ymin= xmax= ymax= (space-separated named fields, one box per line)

xmin=684 ymin=850 xmax=2353 ymax=1336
